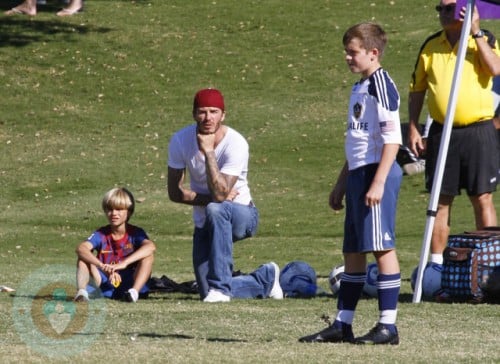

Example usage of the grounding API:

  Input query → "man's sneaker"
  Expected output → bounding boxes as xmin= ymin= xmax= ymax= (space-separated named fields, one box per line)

xmin=355 ymin=323 xmax=399 ymax=345
xmin=74 ymin=289 xmax=89 ymax=302
xmin=299 ymin=324 xmax=354 ymax=343
xmin=203 ymin=289 xmax=231 ymax=303
xmin=124 ymin=288 xmax=139 ymax=303
xmin=268 ymin=262 xmax=284 ymax=299
xmin=403 ymin=160 xmax=425 ymax=176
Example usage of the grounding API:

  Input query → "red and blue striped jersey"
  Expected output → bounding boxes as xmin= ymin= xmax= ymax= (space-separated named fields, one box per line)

xmin=87 ymin=224 xmax=149 ymax=265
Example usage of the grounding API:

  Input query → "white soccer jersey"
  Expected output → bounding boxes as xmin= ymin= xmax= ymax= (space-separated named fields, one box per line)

xmin=345 ymin=68 xmax=402 ymax=170
xmin=168 ymin=124 xmax=252 ymax=227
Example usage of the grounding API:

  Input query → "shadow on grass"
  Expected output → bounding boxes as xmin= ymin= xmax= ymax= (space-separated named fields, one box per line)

xmin=146 ymin=294 xmax=200 ymax=301
xmin=10 ymin=293 xmax=74 ymax=301
xmin=127 ymin=332 xmax=194 ymax=340
xmin=0 ymin=1 xmax=112 ymax=48
xmin=125 ymin=332 xmax=248 ymax=343
xmin=206 ymin=337 xmax=248 ymax=343
xmin=398 ymin=293 xmax=416 ymax=303
xmin=11 ymin=293 xmax=202 ymax=303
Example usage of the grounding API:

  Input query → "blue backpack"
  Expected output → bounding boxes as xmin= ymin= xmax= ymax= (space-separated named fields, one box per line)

xmin=279 ymin=261 xmax=318 ymax=298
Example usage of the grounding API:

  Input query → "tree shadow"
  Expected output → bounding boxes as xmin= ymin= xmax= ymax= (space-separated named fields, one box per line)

xmin=0 ymin=1 xmax=113 ymax=48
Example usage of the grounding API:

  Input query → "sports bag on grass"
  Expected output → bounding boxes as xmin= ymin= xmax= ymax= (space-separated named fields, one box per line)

xmin=279 ymin=261 xmax=318 ymax=298
xmin=442 ymin=228 xmax=500 ymax=303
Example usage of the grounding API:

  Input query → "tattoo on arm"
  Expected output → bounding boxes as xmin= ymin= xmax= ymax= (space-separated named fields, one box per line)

xmin=204 ymin=151 xmax=237 ymax=202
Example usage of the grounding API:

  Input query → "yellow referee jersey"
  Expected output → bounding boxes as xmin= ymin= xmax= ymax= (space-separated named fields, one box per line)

xmin=409 ymin=30 xmax=499 ymax=127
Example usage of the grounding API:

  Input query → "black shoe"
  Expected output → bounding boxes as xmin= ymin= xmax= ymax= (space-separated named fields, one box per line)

xmin=355 ymin=323 xmax=399 ymax=345
xmin=123 ymin=291 xmax=134 ymax=302
xmin=299 ymin=325 xmax=354 ymax=343
xmin=123 ymin=289 xmax=138 ymax=303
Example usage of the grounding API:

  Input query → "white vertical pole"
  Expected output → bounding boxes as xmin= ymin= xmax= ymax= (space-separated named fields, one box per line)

xmin=412 ymin=0 xmax=475 ymax=303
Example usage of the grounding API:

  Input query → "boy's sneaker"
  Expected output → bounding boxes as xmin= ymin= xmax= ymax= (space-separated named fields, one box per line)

xmin=74 ymin=289 xmax=89 ymax=302
xmin=124 ymin=288 xmax=139 ymax=303
xmin=268 ymin=262 xmax=284 ymax=299
xmin=299 ymin=324 xmax=354 ymax=343
xmin=355 ymin=323 xmax=399 ymax=345
xmin=203 ymin=289 xmax=231 ymax=303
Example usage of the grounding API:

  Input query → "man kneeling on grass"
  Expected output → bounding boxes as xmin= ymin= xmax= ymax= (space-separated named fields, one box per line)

xmin=74 ymin=187 xmax=156 ymax=303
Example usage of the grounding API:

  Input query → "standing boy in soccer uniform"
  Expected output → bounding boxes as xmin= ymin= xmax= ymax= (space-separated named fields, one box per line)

xmin=74 ymin=187 xmax=156 ymax=303
xmin=299 ymin=22 xmax=402 ymax=345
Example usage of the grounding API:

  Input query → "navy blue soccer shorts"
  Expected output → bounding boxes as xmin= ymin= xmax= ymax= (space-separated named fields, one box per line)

xmin=87 ymin=267 xmax=149 ymax=299
xmin=343 ymin=162 xmax=402 ymax=253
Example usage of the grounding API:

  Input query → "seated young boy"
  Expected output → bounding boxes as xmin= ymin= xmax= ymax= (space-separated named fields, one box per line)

xmin=74 ymin=187 xmax=156 ymax=303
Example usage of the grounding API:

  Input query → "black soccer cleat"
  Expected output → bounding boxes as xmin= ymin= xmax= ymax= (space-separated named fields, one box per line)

xmin=299 ymin=325 xmax=354 ymax=343
xmin=355 ymin=323 xmax=399 ymax=345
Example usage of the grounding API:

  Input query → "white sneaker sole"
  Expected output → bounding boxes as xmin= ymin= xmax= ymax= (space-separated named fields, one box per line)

xmin=203 ymin=290 xmax=231 ymax=303
xmin=269 ymin=262 xmax=284 ymax=299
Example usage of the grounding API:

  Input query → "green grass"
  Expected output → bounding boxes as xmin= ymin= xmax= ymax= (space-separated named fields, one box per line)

xmin=1 ymin=0 xmax=499 ymax=362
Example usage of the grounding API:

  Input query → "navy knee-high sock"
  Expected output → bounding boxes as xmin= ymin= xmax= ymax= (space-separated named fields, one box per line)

xmin=334 ymin=272 xmax=365 ymax=326
xmin=377 ymin=272 xmax=401 ymax=330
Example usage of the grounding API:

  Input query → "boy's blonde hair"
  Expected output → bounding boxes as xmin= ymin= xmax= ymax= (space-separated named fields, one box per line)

xmin=342 ymin=22 xmax=387 ymax=59
xmin=102 ymin=187 xmax=135 ymax=220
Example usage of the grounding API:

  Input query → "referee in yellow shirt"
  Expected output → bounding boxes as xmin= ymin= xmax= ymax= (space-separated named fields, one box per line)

xmin=407 ymin=0 xmax=499 ymax=271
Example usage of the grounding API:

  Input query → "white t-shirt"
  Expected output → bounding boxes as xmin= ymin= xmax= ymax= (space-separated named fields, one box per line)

xmin=345 ymin=68 xmax=402 ymax=170
xmin=168 ymin=124 xmax=252 ymax=227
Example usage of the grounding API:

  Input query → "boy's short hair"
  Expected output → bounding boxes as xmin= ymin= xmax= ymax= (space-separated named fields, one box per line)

xmin=342 ymin=22 xmax=387 ymax=59
xmin=102 ymin=187 xmax=135 ymax=220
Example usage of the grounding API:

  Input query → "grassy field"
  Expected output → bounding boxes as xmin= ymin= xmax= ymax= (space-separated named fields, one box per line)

xmin=1 ymin=0 xmax=499 ymax=362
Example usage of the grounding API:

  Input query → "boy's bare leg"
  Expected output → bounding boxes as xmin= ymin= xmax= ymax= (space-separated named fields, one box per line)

xmin=76 ymin=259 xmax=91 ymax=290
xmin=132 ymin=255 xmax=154 ymax=292
xmin=374 ymin=249 xmax=400 ymax=274
xmin=75 ymin=259 xmax=102 ymax=301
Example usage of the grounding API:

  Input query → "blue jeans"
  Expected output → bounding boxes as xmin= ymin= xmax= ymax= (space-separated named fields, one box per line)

xmin=193 ymin=201 xmax=272 ymax=299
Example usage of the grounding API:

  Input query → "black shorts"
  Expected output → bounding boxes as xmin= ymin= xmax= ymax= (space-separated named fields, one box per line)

xmin=426 ymin=120 xmax=498 ymax=196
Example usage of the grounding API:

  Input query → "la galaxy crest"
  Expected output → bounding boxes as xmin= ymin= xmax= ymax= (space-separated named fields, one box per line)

xmin=353 ymin=102 xmax=362 ymax=119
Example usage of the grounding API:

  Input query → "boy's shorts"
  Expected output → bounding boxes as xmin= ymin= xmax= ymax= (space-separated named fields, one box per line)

xmin=343 ymin=162 xmax=402 ymax=253
xmin=87 ymin=268 xmax=149 ymax=300
xmin=426 ymin=120 xmax=498 ymax=196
